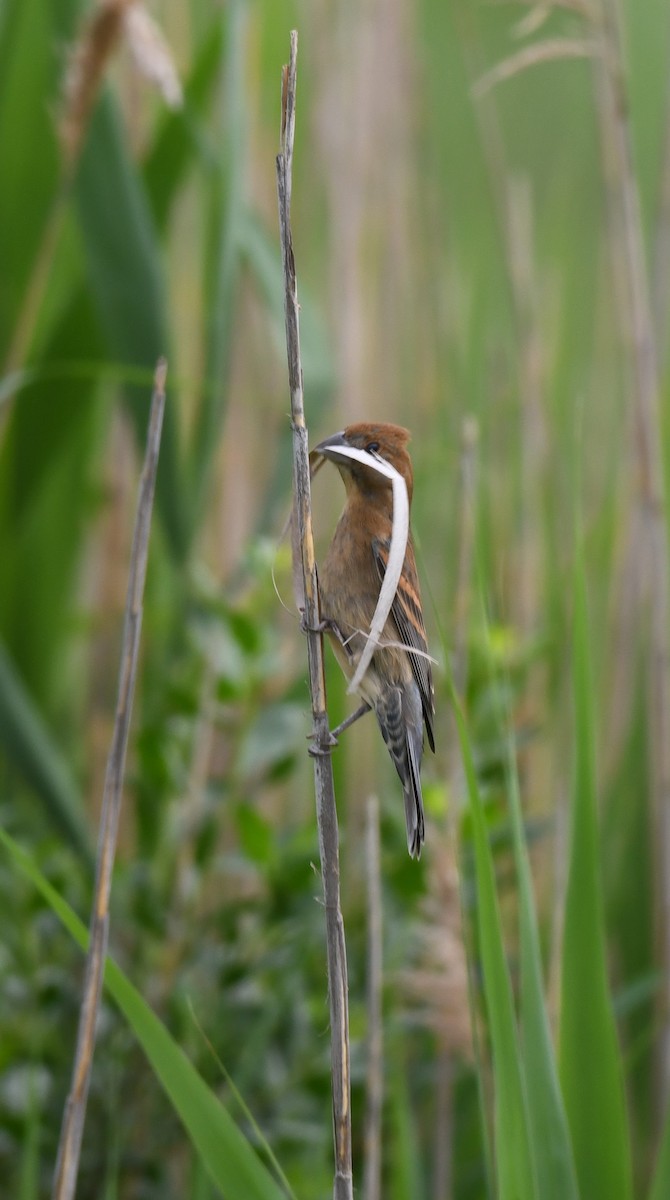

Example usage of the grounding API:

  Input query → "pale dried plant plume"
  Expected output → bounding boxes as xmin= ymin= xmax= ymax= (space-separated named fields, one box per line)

xmin=399 ymin=839 xmax=473 ymax=1059
xmin=60 ymin=0 xmax=181 ymax=169
xmin=124 ymin=4 xmax=183 ymax=109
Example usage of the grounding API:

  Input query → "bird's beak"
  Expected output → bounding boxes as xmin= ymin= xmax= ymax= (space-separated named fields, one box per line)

xmin=312 ymin=430 xmax=352 ymax=468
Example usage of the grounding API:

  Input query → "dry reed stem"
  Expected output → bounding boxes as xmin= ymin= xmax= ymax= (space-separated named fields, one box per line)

xmin=275 ymin=33 xmax=353 ymax=1200
xmin=653 ymin=67 xmax=670 ymax=366
xmin=488 ymin=0 xmax=594 ymax=14
xmin=51 ymin=361 xmax=166 ymax=1200
xmin=435 ymin=418 xmax=478 ymax=1199
xmin=363 ymin=794 xmax=382 ymax=1200
xmin=473 ymin=37 xmax=599 ymax=99
xmin=506 ymin=175 xmax=546 ymax=634
xmin=452 ymin=418 xmax=479 ymax=698
xmin=594 ymin=0 xmax=670 ymax=1107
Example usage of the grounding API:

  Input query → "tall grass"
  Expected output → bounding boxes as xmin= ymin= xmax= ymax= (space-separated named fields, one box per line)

xmin=1 ymin=0 xmax=670 ymax=1196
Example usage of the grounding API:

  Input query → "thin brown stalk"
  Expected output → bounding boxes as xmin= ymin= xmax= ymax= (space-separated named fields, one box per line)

xmin=363 ymin=794 xmax=383 ymax=1200
xmin=594 ymin=0 xmax=670 ymax=1107
xmin=433 ymin=1051 xmax=455 ymax=1200
xmin=51 ymin=360 xmax=167 ymax=1200
xmin=506 ymin=174 xmax=545 ymax=634
xmin=275 ymin=33 xmax=353 ymax=1200
xmin=452 ymin=416 xmax=479 ymax=697
xmin=433 ymin=417 xmax=478 ymax=1200
xmin=652 ymin=65 xmax=670 ymax=367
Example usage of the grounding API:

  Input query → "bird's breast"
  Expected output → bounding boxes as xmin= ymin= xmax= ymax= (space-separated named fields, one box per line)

xmin=319 ymin=511 xmax=412 ymax=696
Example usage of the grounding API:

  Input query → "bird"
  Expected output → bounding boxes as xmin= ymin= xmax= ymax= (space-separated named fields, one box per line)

xmin=313 ymin=422 xmax=435 ymax=859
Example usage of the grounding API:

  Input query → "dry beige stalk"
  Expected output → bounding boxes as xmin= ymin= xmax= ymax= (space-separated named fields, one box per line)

xmin=52 ymin=361 xmax=166 ymax=1200
xmin=276 ymin=33 xmax=353 ymax=1200
xmin=653 ymin=71 xmax=670 ymax=365
xmin=592 ymin=0 xmax=670 ymax=1109
xmin=363 ymin=795 xmax=383 ymax=1200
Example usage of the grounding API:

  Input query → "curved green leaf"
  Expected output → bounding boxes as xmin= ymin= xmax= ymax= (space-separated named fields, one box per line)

xmin=0 ymin=826 xmax=287 ymax=1200
xmin=559 ymin=557 xmax=633 ymax=1200
xmin=450 ymin=682 xmax=537 ymax=1200
xmin=0 ymin=645 xmax=90 ymax=861
xmin=76 ymin=95 xmax=187 ymax=560
xmin=507 ymin=752 xmax=579 ymax=1200
xmin=649 ymin=1103 xmax=670 ymax=1200
xmin=188 ymin=0 xmax=246 ymax=531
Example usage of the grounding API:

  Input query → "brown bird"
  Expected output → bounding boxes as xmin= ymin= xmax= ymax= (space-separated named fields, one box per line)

xmin=313 ymin=422 xmax=435 ymax=858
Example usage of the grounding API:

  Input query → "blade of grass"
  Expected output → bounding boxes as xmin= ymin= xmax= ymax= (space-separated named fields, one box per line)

xmin=143 ymin=19 xmax=225 ymax=231
xmin=649 ymin=1102 xmax=670 ymax=1200
xmin=75 ymin=93 xmax=186 ymax=561
xmin=0 ymin=0 xmax=60 ymax=364
xmin=449 ymin=680 xmax=538 ymax=1200
xmin=0 ymin=825 xmax=287 ymax=1200
xmin=187 ymin=1001 xmax=298 ymax=1200
xmin=0 ymin=295 xmax=106 ymax=711
xmin=559 ymin=554 xmax=633 ymax=1199
xmin=0 ymin=643 xmax=90 ymax=861
xmin=593 ymin=0 xmax=670 ymax=1105
xmin=188 ymin=0 xmax=246 ymax=531
xmin=388 ymin=1058 xmax=423 ymax=1200
xmin=505 ymin=737 xmax=580 ymax=1199
xmin=478 ymin=590 xmax=578 ymax=1199
xmin=0 ymin=11 xmax=234 ymax=859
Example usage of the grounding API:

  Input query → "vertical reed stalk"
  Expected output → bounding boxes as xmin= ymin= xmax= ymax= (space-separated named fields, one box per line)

xmin=594 ymin=0 xmax=670 ymax=1107
xmin=435 ymin=416 xmax=479 ymax=1199
xmin=275 ymin=32 xmax=353 ymax=1200
xmin=364 ymin=793 xmax=383 ymax=1200
xmin=52 ymin=361 xmax=166 ymax=1200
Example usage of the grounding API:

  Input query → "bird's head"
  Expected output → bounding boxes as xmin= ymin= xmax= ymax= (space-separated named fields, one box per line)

xmin=313 ymin=422 xmax=414 ymax=502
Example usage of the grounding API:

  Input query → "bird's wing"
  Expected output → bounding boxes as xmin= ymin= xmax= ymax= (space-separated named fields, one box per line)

xmin=372 ymin=537 xmax=435 ymax=752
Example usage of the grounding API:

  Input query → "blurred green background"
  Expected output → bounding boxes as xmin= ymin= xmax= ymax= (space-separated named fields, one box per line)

xmin=2 ymin=0 xmax=670 ymax=1196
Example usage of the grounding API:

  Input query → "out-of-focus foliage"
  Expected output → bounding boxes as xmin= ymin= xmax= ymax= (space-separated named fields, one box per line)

xmin=2 ymin=0 xmax=670 ymax=1196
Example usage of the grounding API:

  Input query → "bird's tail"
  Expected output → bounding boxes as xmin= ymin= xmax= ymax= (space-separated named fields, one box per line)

xmin=375 ymin=684 xmax=425 ymax=859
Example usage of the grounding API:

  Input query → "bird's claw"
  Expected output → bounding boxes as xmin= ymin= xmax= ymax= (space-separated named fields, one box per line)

xmin=307 ymin=729 xmax=339 ymax=757
xmin=299 ymin=609 xmax=336 ymax=637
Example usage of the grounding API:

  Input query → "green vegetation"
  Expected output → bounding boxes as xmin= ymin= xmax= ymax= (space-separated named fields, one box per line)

xmin=1 ymin=0 xmax=669 ymax=1196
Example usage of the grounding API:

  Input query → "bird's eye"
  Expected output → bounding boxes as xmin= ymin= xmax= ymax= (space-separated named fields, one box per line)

xmin=366 ymin=441 xmax=380 ymax=454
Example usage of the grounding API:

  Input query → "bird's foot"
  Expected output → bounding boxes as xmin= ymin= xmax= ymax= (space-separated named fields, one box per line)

xmin=299 ymin=610 xmax=347 ymax=646
xmin=306 ymin=702 xmax=372 ymax=757
xmin=331 ymin=702 xmax=372 ymax=738
xmin=307 ymin=728 xmax=339 ymax=757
